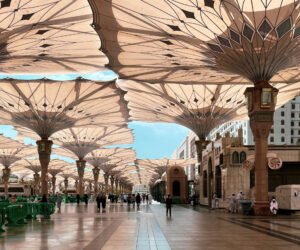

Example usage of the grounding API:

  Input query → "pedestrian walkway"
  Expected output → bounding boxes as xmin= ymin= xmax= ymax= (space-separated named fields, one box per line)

xmin=0 ymin=203 xmax=299 ymax=250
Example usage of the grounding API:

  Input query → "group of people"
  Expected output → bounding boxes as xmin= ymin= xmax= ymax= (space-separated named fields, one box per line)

xmin=229 ymin=191 xmax=244 ymax=213
xmin=229 ymin=192 xmax=279 ymax=215
xmin=69 ymin=192 xmax=154 ymax=212
xmin=125 ymin=193 xmax=153 ymax=208
xmin=96 ymin=193 xmax=107 ymax=211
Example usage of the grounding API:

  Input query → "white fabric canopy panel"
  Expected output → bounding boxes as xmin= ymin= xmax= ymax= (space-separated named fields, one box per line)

xmin=0 ymin=134 xmax=36 ymax=167
xmin=51 ymin=127 xmax=134 ymax=160
xmin=0 ymin=0 xmax=108 ymax=74
xmin=85 ymin=148 xmax=136 ymax=168
xmin=11 ymin=158 xmax=71 ymax=174
xmin=0 ymin=133 xmax=24 ymax=149
xmin=136 ymin=158 xmax=197 ymax=177
xmin=119 ymin=80 xmax=300 ymax=138
xmin=90 ymin=0 xmax=300 ymax=84
xmin=0 ymin=78 xmax=129 ymax=140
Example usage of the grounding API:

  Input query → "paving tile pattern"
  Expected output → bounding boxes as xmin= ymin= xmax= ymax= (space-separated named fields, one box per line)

xmin=0 ymin=202 xmax=299 ymax=250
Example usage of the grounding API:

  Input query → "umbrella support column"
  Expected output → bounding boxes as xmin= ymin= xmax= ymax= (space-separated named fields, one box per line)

xmin=104 ymin=173 xmax=109 ymax=194
xmin=245 ymin=81 xmax=278 ymax=216
xmin=2 ymin=167 xmax=11 ymax=198
xmin=93 ymin=168 xmax=100 ymax=195
xmin=76 ymin=159 xmax=86 ymax=196
xmin=37 ymin=139 xmax=53 ymax=196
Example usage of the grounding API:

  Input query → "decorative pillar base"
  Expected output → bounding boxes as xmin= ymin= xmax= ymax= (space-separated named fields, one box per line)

xmin=104 ymin=173 xmax=109 ymax=194
xmin=245 ymin=81 xmax=278 ymax=217
xmin=92 ymin=168 xmax=100 ymax=194
xmin=76 ymin=159 xmax=86 ymax=196
xmin=253 ymin=202 xmax=271 ymax=216
xmin=195 ymin=139 xmax=209 ymax=176
xmin=37 ymin=138 xmax=53 ymax=196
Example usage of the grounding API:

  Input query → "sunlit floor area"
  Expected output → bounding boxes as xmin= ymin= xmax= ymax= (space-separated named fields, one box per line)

xmin=0 ymin=203 xmax=300 ymax=250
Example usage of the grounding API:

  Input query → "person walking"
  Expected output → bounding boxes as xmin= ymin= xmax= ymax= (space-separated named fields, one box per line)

xmin=127 ymin=194 xmax=131 ymax=206
xmin=84 ymin=194 xmax=88 ymax=205
xmin=270 ymin=197 xmax=278 ymax=215
xmin=166 ymin=194 xmax=172 ymax=217
xmin=146 ymin=194 xmax=149 ymax=204
xmin=229 ymin=193 xmax=236 ymax=213
xmin=236 ymin=191 xmax=243 ymax=213
xmin=41 ymin=194 xmax=48 ymax=203
xmin=101 ymin=193 xmax=106 ymax=210
xmin=96 ymin=193 xmax=101 ymax=212
xmin=132 ymin=194 xmax=136 ymax=207
xmin=148 ymin=194 xmax=152 ymax=205
xmin=136 ymin=193 xmax=141 ymax=209
xmin=142 ymin=193 xmax=146 ymax=204
xmin=57 ymin=193 xmax=63 ymax=212
xmin=76 ymin=194 xmax=80 ymax=205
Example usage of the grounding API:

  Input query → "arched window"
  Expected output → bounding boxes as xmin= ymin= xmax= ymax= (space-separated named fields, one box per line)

xmin=203 ymin=171 xmax=207 ymax=198
xmin=208 ymin=157 xmax=212 ymax=175
xmin=215 ymin=166 xmax=222 ymax=198
xmin=240 ymin=151 xmax=247 ymax=163
xmin=232 ymin=151 xmax=239 ymax=164
xmin=220 ymin=153 xmax=224 ymax=165
xmin=250 ymin=169 xmax=255 ymax=188
xmin=173 ymin=181 xmax=180 ymax=196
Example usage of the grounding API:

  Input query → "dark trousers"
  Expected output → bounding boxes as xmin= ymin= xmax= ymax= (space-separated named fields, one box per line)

xmin=166 ymin=207 xmax=171 ymax=216
xmin=97 ymin=201 xmax=101 ymax=210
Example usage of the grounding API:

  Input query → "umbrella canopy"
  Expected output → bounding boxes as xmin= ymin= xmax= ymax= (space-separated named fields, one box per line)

xmin=0 ymin=134 xmax=36 ymax=167
xmin=0 ymin=0 xmax=108 ymax=74
xmin=118 ymin=80 xmax=300 ymax=138
xmin=51 ymin=127 xmax=134 ymax=160
xmin=89 ymin=0 xmax=300 ymax=85
xmin=3 ymin=78 xmax=129 ymax=140
xmin=85 ymin=148 xmax=136 ymax=170
xmin=136 ymin=158 xmax=197 ymax=176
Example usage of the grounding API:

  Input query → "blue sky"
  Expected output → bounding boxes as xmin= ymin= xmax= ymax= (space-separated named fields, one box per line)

xmin=0 ymin=71 xmax=190 ymax=160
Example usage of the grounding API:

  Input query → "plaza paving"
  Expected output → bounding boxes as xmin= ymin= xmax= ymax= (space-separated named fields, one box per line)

xmin=0 ymin=202 xmax=300 ymax=250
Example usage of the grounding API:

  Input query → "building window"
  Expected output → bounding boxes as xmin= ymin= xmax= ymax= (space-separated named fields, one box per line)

xmin=281 ymin=111 xmax=284 ymax=116
xmin=270 ymin=137 xmax=274 ymax=142
xmin=232 ymin=151 xmax=239 ymax=164
xmin=203 ymin=171 xmax=207 ymax=198
xmin=281 ymin=137 xmax=285 ymax=142
xmin=220 ymin=153 xmax=223 ymax=165
xmin=298 ymin=130 xmax=300 ymax=135
xmin=291 ymin=138 xmax=294 ymax=144
xmin=281 ymin=120 xmax=284 ymax=125
xmin=172 ymin=181 xmax=180 ymax=196
xmin=291 ymin=121 xmax=294 ymax=126
xmin=291 ymin=130 xmax=294 ymax=135
xmin=270 ymin=128 xmax=274 ymax=134
xmin=281 ymin=128 xmax=285 ymax=133
xmin=250 ymin=169 xmax=255 ymax=188
xmin=190 ymin=138 xmax=195 ymax=158
xmin=292 ymin=104 xmax=295 ymax=109
xmin=179 ymin=150 xmax=184 ymax=159
xmin=240 ymin=151 xmax=246 ymax=163
xmin=291 ymin=112 xmax=295 ymax=118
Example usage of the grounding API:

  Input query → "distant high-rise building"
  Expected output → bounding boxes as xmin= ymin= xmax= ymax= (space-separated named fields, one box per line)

xmin=208 ymin=95 xmax=300 ymax=146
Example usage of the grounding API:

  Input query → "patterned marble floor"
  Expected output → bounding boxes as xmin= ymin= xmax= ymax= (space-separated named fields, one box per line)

xmin=0 ymin=202 xmax=300 ymax=250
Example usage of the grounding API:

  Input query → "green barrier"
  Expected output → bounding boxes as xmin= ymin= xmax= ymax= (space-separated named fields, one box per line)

xmin=6 ymin=204 xmax=27 ymax=226
xmin=36 ymin=203 xmax=55 ymax=219
xmin=172 ymin=198 xmax=181 ymax=204
xmin=68 ymin=196 xmax=76 ymax=203
xmin=0 ymin=202 xmax=9 ymax=211
xmin=18 ymin=202 xmax=38 ymax=220
xmin=0 ymin=208 xmax=6 ymax=232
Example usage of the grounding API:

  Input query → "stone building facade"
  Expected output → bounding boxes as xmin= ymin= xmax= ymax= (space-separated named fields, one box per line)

xmin=199 ymin=130 xmax=300 ymax=208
